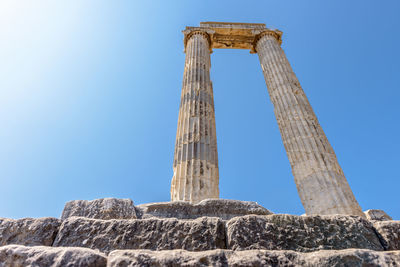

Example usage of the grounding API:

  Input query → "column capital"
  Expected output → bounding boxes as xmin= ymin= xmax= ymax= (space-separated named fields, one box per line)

xmin=251 ymin=29 xmax=283 ymax=54
xmin=183 ymin=28 xmax=214 ymax=53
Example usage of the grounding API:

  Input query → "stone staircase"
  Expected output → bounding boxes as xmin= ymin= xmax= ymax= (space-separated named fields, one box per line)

xmin=0 ymin=198 xmax=399 ymax=266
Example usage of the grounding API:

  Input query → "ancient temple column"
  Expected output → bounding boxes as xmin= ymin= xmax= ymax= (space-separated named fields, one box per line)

xmin=171 ymin=30 xmax=219 ymax=203
xmin=255 ymin=31 xmax=364 ymax=216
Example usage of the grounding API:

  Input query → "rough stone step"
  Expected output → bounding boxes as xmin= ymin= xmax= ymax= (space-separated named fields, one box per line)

xmin=61 ymin=198 xmax=272 ymax=221
xmin=0 ymin=245 xmax=106 ymax=267
xmin=108 ymin=248 xmax=400 ymax=267
xmin=2 ymin=214 xmax=399 ymax=254
xmin=61 ymin=198 xmax=137 ymax=220
xmin=136 ymin=198 xmax=272 ymax=220
xmin=2 ymin=245 xmax=399 ymax=267
xmin=0 ymin=217 xmax=60 ymax=247
xmin=53 ymin=216 xmax=226 ymax=254
xmin=51 ymin=214 xmax=387 ymax=254
xmin=226 ymin=214 xmax=384 ymax=252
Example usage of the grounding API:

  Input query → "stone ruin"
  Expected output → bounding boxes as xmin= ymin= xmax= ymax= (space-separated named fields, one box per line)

xmin=171 ymin=22 xmax=364 ymax=218
xmin=0 ymin=198 xmax=399 ymax=266
xmin=1 ymin=23 xmax=398 ymax=266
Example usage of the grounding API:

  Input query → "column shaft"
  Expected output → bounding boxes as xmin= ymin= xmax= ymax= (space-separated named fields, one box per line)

xmin=256 ymin=33 xmax=364 ymax=216
xmin=171 ymin=32 xmax=219 ymax=203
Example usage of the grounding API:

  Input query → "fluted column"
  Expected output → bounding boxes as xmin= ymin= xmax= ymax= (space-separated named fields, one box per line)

xmin=171 ymin=30 xmax=219 ymax=203
xmin=255 ymin=31 xmax=364 ymax=216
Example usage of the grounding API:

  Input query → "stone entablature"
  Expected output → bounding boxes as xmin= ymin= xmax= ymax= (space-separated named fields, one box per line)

xmin=183 ymin=21 xmax=282 ymax=53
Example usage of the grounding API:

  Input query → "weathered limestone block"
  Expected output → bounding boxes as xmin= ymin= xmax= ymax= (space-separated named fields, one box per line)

xmin=226 ymin=215 xmax=383 ymax=252
xmin=373 ymin=221 xmax=400 ymax=250
xmin=107 ymin=250 xmax=299 ymax=267
xmin=300 ymin=249 xmax=400 ymax=267
xmin=365 ymin=209 xmax=393 ymax=221
xmin=61 ymin=198 xmax=137 ymax=220
xmin=53 ymin=217 xmax=225 ymax=254
xmin=108 ymin=249 xmax=229 ymax=267
xmin=0 ymin=217 xmax=60 ymax=246
xmin=0 ymin=245 xmax=106 ymax=267
xmin=107 ymin=249 xmax=400 ymax=267
xmin=136 ymin=199 xmax=272 ymax=220
xmin=230 ymin=249 xmax=400 ymax=266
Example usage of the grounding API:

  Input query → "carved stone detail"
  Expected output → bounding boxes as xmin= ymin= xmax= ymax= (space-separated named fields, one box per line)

xmin=171 ymin=31 xmax=219 ymax=203
xmin=255 ymin=33 xmax=364 ymax=216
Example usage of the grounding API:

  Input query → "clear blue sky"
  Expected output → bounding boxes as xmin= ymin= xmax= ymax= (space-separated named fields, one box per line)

xmin=1 ymin=1 xmax=399 ymax=219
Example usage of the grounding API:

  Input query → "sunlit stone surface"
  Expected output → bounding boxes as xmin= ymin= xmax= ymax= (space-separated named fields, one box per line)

xmin=171 ymin=30 xmax=219 ymax=203
xmin=255 ymin=30 xmax=364 ymax=217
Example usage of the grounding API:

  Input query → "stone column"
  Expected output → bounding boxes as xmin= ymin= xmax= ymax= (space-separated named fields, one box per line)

xmin=255 ymin=31 xmax=364 ymax=216
xmin=171 ymin=30 xmax=219 ymax=203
